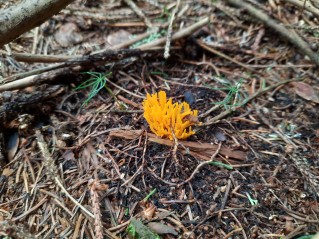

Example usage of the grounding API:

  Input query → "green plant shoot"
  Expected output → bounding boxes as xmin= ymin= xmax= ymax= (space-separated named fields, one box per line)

xmin=246 ymin=192 xmax=258 ymax=205
xmin=207 ymin=78 xmax=246 ymax=110
xmin=209 ymin=161 xmax=233 ymax=170
xmin=74 ymin=71 xmax=112 ymax=105
xmin=143 ymin=189 xmax=157 ymax=203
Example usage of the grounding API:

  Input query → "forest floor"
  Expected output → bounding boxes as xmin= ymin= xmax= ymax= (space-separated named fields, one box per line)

xmin=0 ymin=0 xmax=319 ymax=239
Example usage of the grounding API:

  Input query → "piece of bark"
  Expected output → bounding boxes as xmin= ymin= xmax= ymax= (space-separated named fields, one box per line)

xmin=0 ymin=85 xmax=64 ymax=122
xmin=110 ymin=129 xmax=247 ymax=161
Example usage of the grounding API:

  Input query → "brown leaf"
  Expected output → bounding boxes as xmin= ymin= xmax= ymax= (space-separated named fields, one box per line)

xmin=141 ymin=204 xmax=156 ymax=220
xmin=147 ymin=222 xmax=178 ymax=236
xmin=54 ymin=23 xmax=83 ymax=47
xmin=2 ymin=168 xmax=13 ymax=177
xmin=183 ymin=114 xmax=200 ymax=124
xmin=106 ymin=30 xmax=132 ymax=46
xmin=110 ymin=129 xmax=247 ymax=161
xmin=291 ymin=82 xmax=319 ymax=103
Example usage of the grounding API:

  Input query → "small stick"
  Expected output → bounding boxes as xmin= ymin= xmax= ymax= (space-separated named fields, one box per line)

xmin=255 ymin=107 xmax=298 ymax=149
xmin=124 ymin=0 xmax=152 ymax=28
xmin=11 ymin=196 xmax=48 ymax=221
xmin=230 ymin=211 xmax=248 ymax=239
xmin=164 ymin=0 xmax=180 ymax=59
xmin=0 ymin=49 xmax=156 ymax=92
xmin=54 ymin=177 xmax=95 ymax=218
xmin=202 ymin=79 xmax=301 ymax=126
xmin=223 ymin=228 xmax=243 ymax=239
xmin=36 ymin=130 xmax=96 ymax=219
xmin=138 ymin=16 xmax=210 ymax=50
xmin=284 ymin=0 xmax=319 ymax=18
xmin=226 ymin=0 xmax=319 ymax=66
xmin=177 ymin=143 xmax=222 ymax=187
xmin=220 ymin=179 xmax=232 ymax=210
xmin=197 ymin=40 xmax=255 ymax=71
xmin=3 ymin=28 xmax=161 ymax=64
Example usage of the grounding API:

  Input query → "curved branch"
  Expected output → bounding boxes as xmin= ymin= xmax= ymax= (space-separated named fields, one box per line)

xmin=0 ymin=0 xmax=75 ymax=47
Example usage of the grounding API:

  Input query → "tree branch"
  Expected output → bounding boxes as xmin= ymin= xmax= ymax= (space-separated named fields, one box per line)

xmin=0 ymin=0 xmax=75 ymax=47
xmin=226 ymin=0 xmax=319 ymax=66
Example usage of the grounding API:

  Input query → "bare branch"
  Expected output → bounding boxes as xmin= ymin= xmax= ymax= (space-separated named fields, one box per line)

xmin=0 ymin=0 xmax=75 ymax=47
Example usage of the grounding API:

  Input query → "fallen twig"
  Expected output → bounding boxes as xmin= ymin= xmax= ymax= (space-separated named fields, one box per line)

xmin=0 ymin=85 xmax=64 ymax=121
xmin=138 ymin=16 xmax=210 ymax=50
xmin=225 ymin=0 xmax=319 ymax=66
xmin=124 ymin=0 xmax=153 ymax=28
xmin=164 ymin=0 xmax=180 ymax=59
xmin=2 ymin=28 xmax=161 ymax=64
xmin=284 ymin=0 xmax=319 ymax=18
xmin=0 ymin=48 xmax=157 ymax=91
xmin=197 ymin=40 xmax=255 ymax=72
xmin=202 ymin=78 xmax=301 ymax=126
xmin=177 ymin=142 xmax=222 ymax=186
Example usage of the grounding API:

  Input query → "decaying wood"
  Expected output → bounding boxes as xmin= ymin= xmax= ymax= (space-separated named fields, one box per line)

xmin=0 ymin=48 xmax=157 ymax=92
xmin=110 ymin=129 xmax=247 ymax=161
xmin=0 ymin=85 xmax=64 ymax=121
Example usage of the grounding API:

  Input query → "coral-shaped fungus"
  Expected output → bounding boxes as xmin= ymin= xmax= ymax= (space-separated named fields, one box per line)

xmin=143 ymin=91 xmax=199 ymax=140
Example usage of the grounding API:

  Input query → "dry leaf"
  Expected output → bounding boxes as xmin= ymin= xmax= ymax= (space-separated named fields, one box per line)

xmin=2 ymin=168 xmax=13 ymax=177
xmin=148 ymin=222 xmax=178 ymax=235
xmin=291 ymin=82 xmax=319 ymax=103
xmin=183 ymin=114 xmax=200 ymax=124
xmin=54 ymin=23 xmax=83 ymax=47
xmin=141 ymin=204 xmax=156 ymax=220
xmin=110 ymin=129 xmax=247 ymax=161
xmin=106 ymin=30 xmax=132 ymax=46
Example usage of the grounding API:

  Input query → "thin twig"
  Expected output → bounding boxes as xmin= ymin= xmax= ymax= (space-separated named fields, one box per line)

xmin=138 ymin=16 xmax=210 ymax=50
xmin=202 ymin=78 xmax=301 ymax=126
xmin=1 ymin=17 xmax=209 ymax=90
xmin=282 ymin=225 xmax=307 ymax=239
xmin=164 ymin=0 xmax=180 ymax=59
xmin=255 ymin=107 xmax=298 ymax=149
xmin=0 ymin=49 xmax=156 ymax=92
xmin=2 ymin=28 xmax=161 ymax=64
xmin=284 ymin=0 xmax=319 ymax=18
xmin=11 ymin=196 xmax=48 ymax=222
xmin=54 ymin=177 xmax=95 ymax=218
xmin=197 ymin=40 xmax=255 ymax=72
xmin=177 ymin=142 xmax=222 ymax=187
xmin=223 ymin=228 xmax=243 ymax=239
xmin=124 ymin=0 xmax=153 ymax=28
xmin=220 ymin=179 xmax=232 ymax=211
xmin=226 ymin=0 xmax=319 ymax=66
xmin=230 ymin=211 xmax=248 ymax=239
